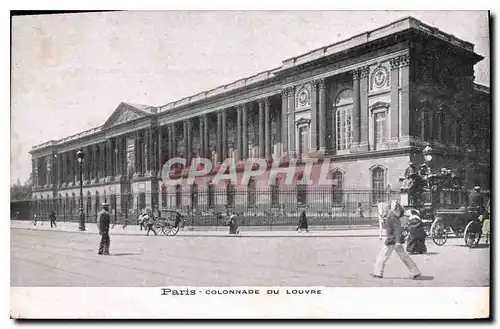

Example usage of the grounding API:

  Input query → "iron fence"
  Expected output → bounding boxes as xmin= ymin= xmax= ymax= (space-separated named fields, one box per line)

xmin=11 ymin=188 xmax=490 ymax=228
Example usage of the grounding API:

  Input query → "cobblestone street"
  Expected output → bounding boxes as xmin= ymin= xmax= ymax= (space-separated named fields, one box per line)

xmin=11 ymin=227 xmax=490 ymax=287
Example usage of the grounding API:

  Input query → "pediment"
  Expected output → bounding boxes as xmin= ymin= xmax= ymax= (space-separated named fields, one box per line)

xmin=102 ymin=102 xmax=153 ymax=129
xmin=369 ymin=101 xmax=390 ymax=111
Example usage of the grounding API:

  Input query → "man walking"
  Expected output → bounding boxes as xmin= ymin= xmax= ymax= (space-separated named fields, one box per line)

xmin=98 ymin=203 xmax=111 ymax=255
xmin=372 ymin=201 xmax=421 ymax=279
xmin=49 ymin=210 xmax=57 ymax=228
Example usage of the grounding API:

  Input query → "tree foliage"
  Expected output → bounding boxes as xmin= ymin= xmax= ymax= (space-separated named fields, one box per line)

xmin=11 ymin=176 xmax=32 ymax=201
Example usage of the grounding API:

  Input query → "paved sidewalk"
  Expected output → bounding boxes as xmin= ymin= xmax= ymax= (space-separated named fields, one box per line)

xmin=11 ymin=220 xmax=383 ymax=237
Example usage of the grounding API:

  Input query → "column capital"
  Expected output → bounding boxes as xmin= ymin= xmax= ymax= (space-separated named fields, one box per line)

xmin=399 ymin=54 xmax=410 ymax=67
xmin=236 ymin=104 xmax=243 ymax=113
xmin=310 ymin=80 xmax=318 ymax=91
xmin=352 ymin=69 xmax=360 ymax=80
xmin=389 ymin=57 xmax=401 ymax=69
xmin=359 ymin=66 xmax=370 ymax=78
xmin=317 ymin=78 xmax=326 ymax=89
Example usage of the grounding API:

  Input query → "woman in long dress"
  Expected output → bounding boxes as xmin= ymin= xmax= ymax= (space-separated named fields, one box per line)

xmin=405 ymin=210 xmax=427 ymax=254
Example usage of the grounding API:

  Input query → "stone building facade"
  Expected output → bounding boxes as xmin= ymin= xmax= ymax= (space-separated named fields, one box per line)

xmin=30 ymin=17 xmax=490 ymax=217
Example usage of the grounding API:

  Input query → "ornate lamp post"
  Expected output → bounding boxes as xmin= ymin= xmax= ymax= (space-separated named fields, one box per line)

xmin=423 ymin=143 xmax=434 ymax=163
xmin=76 ymin=149 xmax=86 ymax=231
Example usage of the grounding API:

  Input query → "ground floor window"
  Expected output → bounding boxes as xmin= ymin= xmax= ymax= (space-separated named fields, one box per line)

xmin=227 ymin=182 xmax=235 ymax=208
xmin=175 ymin=185 xmax=182 ymax=209
xmin=372 ymin=166 xmax=386 ymax=203
xmin=297 ymin=184 xmax=307 ymax=206
xmin=191 ymin=184 xmax=198 ymax=208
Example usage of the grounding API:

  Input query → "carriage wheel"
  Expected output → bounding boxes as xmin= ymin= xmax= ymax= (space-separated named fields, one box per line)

xmin=170 ymin=226 xmax=180 ymax=236
xmin=431 ymin=218 xmax=448 ymax=246
xmin=163 ymin=226 xmax=173 ymax=236
xmin=464 ymin=221 xmax=482 ymax=248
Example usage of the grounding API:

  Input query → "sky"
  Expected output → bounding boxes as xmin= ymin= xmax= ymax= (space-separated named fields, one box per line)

xmin=10 ymin=10 xmax=490 ymax=184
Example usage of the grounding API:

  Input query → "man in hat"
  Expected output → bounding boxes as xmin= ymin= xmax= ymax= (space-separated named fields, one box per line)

xmin=98 ymin=203 xmax=111 ymax=255
xmin=372 ymin=201 xmax=422 ymax=279
xmin=469 ymin=186 xmax=485 ymax=219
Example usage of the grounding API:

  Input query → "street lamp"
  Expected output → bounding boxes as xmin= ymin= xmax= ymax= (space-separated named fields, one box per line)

xmin=423 ymin=143 xmax=433 ymax=163
xmin=76 ymin=149 xmax=86 ymax=231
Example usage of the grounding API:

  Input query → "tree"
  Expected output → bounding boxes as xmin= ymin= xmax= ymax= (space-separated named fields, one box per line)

xmin=10 ymin=177 xmax=32 ymax=201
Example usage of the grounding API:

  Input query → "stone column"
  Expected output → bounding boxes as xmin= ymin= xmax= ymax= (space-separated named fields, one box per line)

xmin=359 ymin=66 xmax=370 ymax=151
xmin=92 ymin=145 xmax=98 ymax=181
xmin=183 ymin=120 xmax=188 ymax=164
xmin=258 ymin=100 xmax=265 ymax=158
xmin=167 ymin=125 xmax=173 ymax=159
xmin=172 ymin=123 xmax=177 ymax=158
xmin=115 ymin=138 xmax=121 ymax=178
xmin=264 ymin=98 xmax=271 ymax=159
xmin=203 ymin=114 xmax=209 ymax=159
xmin=287 ymin=87 xmax=296 ymax=157
xmin=107 ymin=139 xmax=113 ymax=179
xmin=221 ymin=109 xmax=228 ymax=161
xmin=134 ymin=132 xmax=140 ymax=177
xmin=242 ymin=104 xmax=248 ymax=159
xmin=199 ymin=117 xmax=204 ymax=159
xmin=69 ymin=151 xmax=75 ymax=185
xmin=351 ymin=69 xmax=361 ymax=148
xmin=400 ymin=54 xmax=410 ymax=139
xmin=148 ymin=128 xmax=153 ymax=174
xmin=310 ymin=80 xmax=318 ymax=153
xmin=390 ymin=57 xmax=400 ymax=143
xmin=318 ymin=78 xmax=327 ymax=153
xmin=281 ymin=89 xmax=289 ymax=156
xmin=58 ymin=155 xmax=63 ymax=186
xmin=158 ymin=126 xmax=163 ymax=175
xmin=122 ymin=135 xmax=127 ymax=177
xmin=236 ymin=106 xmax=242 ymax=160
xmin=216 ymin=111 xmax=222 ymax=163
xmin=187 ymin=119 xmax=192 ymax=165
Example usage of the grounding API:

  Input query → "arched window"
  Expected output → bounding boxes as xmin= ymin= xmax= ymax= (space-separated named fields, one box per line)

xmin=207 ymin=181 xmax=215 ymax=209
xmin=331 ymin=170 xmax=344 ymax=205
xmin=40 ymin=195 xmax=44 ymax=219
xmin=65 ymin=193 xmax=69 ymax=220
xmin=226 ymin=181 xmax=235 ymax=209
xmin=190 ymin=183 xmax=198 ymax=208
xmin=270 ymin=177 xmax=280 ymax=207
xmin=161 ymin=185 xmax=167 ymax=207
xmin=335 ymin=89 xmax=353 ymax=151
xmin=175 ymin=184 xmax=182 ymax=209
xmin=371 ymin=166 xmax=387 ymax=203
xmin=247 ymin=178 xmax=256 ymax=208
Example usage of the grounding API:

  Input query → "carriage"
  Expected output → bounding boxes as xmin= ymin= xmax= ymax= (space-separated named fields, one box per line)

xmin=400 ymin=166 xmax=489 ymax=248
xmin=140 ymin=209 xmax=184 ymax=236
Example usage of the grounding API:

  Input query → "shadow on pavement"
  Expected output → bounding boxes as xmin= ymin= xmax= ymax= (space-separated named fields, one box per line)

xmin=110 ymin=253 xmax=143 ymax=256
xmin=384 ymin=275 xmax=434 ymax=281
xmin=458 ymin=244 xmax=490 ymax=249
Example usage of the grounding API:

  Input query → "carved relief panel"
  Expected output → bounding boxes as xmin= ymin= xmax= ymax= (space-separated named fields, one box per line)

xmin=295 ymin=83 xmax=312 ymax=111
xmin=369 ymin=62 xmax=391 ymax=93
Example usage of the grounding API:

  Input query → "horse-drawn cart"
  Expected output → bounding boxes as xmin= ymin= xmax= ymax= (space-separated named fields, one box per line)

xmin=400 ymin=166 xmax=488 ymax=248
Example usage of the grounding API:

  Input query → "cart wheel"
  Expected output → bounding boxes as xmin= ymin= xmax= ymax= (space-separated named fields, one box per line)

xmin=170 ymin=226 xmax=180 ymax=236
xmin=431 ymin=218 xmax=448 ymax=246
xmin=464 ymin=221 xmax=482 ymax=248
xmin=163 ymin=226 xmax=173 ymax=236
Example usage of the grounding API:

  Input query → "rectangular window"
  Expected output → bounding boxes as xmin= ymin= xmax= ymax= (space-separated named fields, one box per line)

xmin=374 ymin=112 xmax=387 ymax=145
xmin=336 ymin=107 xmax=352 ymax=151
xmin=299 ymin=126 xmax=309 ymax=156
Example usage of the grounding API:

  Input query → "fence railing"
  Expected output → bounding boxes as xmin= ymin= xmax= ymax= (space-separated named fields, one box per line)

xmin=11 ymin=188 xmax=490 ymax=227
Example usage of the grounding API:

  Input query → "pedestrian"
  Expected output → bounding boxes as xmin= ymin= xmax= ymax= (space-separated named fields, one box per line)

xmin=145 ymin=211 xmax=158 ymax=236
xmin=296 ymin=210 xmax=309 ymax=233
xmin=49 ymin=210 xmax=57 ymax=228
xmin=405 ymin=210 xmax=427 ymax=254
xmin=226 ymin=212 xmax=239 ymax=234
xmin=372 ymin=201 xmax=421 ymax=279
xmin=355 ymin=202 xmax=364 ymax=219
xmin=469 ymin=186 xmax=484 ymax=219
xmin=98 ymin=203 xmax=111 ymax=255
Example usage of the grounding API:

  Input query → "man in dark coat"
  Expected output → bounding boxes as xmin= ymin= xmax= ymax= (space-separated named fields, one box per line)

xmin=372 ymin=201 xmax=421 ymax=279
xmin=49 ymin=210 xmax=57 ymax=228
xmin=469 ymin=186 xmax=484 ymax=218
xmin=296 ymin=210 xmax=309 ymax=233
xmin=98 ymin=203 xmax=111 ymax=255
